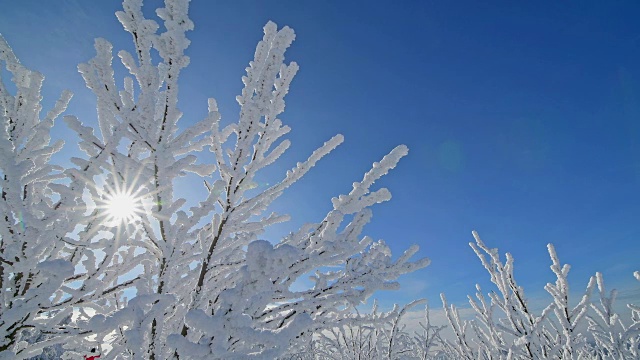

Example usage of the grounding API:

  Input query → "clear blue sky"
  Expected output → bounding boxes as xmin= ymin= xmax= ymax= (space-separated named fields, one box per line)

xmin=1 ymin=0 xmax=638 ymax=309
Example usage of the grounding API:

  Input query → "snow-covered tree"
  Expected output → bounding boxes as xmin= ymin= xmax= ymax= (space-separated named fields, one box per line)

xmin=76 ymin=1 xmax=430 ymax=358
xmin=0 ymin=33 xmax=140 ymax=359
xmin=2 ymin=0 xmax=429 ymax=358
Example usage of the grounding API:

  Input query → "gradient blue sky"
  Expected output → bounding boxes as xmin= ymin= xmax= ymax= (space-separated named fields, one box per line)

xmin=1 ymin=0 xmax=638 ymax=309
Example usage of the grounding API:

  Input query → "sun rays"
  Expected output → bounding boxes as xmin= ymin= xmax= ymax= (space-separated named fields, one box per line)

xmin=103 ymin=189 xmax=144 ymax=224
xmin=93 ymin=166 xmax=150 ymax=229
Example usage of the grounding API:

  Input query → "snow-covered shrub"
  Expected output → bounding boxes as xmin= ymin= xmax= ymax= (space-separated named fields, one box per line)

xmin=438 ymin=232 xmax=639 ymax=360
xmin=302 ymin=234 xmax=638 ymax=360
xmin=295 ymin=300 xmax=448 ymax=360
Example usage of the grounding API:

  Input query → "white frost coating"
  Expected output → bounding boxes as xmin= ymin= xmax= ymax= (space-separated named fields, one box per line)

xmin=0 ymin=0 xmax=436 ymax=359
xmin=0 ymin=0 xmax=429 ymax=358
xmin=4 ymin=7 xmax=637 ymax=354
xmin=332 ymin=144 xmax=408 ymax=214
xmin=0 ymin=33 xmax=139 ymax=359
xmin=425 ymin=232 xmax=640 ymax=360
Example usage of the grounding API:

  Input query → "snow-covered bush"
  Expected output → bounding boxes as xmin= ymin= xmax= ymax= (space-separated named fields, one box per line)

xmin=438 ymin=232 xmax=639 ymax=360
xmin=309 ymin=300 xmax=428 ymax=360
xmin=302 ymin=234 xmax=638 ymax=360
xmin=1 ymin=0 xmax=429 ymax=358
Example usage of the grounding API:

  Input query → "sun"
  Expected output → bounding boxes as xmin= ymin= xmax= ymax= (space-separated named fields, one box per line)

xmin=92 ymin=166 xmax=150 ymax=228
xmin=103 ymin=190 xmax=143 ymax=223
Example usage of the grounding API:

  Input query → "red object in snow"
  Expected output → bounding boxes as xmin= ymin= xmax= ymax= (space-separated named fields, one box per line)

xmin=84 ymin=355 xmax=100 ymax=360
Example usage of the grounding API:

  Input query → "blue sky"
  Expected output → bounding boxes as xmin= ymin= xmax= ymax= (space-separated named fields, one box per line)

xmin=1 ymin=0 xmax=639 ymax=309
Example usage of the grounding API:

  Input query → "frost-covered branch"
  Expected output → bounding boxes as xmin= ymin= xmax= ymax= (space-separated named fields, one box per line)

xmin=59 ymin=0 xmax=430 ymax=358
